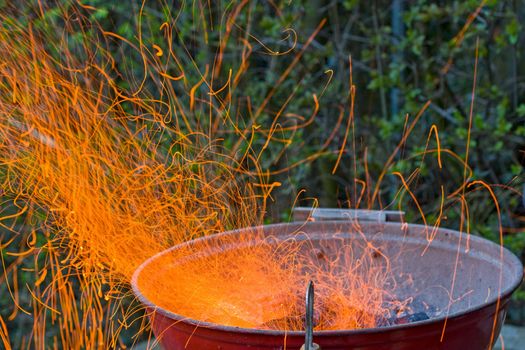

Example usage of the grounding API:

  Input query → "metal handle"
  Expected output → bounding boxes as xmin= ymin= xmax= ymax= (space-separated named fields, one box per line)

xmin=293 ymin=207 xmax=404 ymax=223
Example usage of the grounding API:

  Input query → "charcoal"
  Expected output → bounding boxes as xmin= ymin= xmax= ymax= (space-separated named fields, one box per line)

xmin=374 ymin=315 xmax=391 ymax=327
xmin=261 ymin=315 xmax=302 ymax=330
xmin=407 ymin=298 xmax=439 ymax=317
xmin=390 ymin=312 xmax=430 ymax=325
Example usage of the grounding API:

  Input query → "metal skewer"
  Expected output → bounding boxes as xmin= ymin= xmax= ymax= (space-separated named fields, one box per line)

xmin=301 ymin=280 xmax=320 ymax=350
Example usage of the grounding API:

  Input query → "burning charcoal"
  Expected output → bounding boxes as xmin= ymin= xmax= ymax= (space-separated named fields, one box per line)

xmin=263 ymin=305 xmax=326 ymax=331
xmin=262 ymin=315 xmax=303 ymax=330
xmin=389 ymin=312 xmax=430 ymax=325
xmin=404 ymin=297 xmax=440 ymax=320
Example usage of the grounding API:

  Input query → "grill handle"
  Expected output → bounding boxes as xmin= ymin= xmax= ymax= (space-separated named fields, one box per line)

xmin=293 ymin=207 xmax=404 ymax=223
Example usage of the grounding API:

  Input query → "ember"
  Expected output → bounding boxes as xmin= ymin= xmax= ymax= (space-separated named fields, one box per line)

xmin=377 ymin=296 xmax=438 ymax=327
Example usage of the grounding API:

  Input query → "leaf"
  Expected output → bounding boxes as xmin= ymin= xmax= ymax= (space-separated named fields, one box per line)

xmin=342 ymin=0 xmax=358 ymax=10
xmin=91 ymin=7 xmax=109 ymax=21
xmin=505 ymin=17 xmax=520 ymax=45
xmin=517 ymin=104 xmax=525 ymax=118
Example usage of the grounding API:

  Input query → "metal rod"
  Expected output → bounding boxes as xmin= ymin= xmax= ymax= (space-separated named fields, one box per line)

xmin=305 ymin=280 xmax=314 ymax=350
xmin=292 ymin=207 xmax=405 ymax=223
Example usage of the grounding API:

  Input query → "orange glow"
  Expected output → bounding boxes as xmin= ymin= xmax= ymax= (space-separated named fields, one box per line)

xmin=135 ymin=226 xmax=405 ymax=331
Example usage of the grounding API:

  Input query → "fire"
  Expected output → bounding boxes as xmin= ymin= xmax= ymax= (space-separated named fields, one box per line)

xmin=135 ymin=226 xmax=405 ymax=331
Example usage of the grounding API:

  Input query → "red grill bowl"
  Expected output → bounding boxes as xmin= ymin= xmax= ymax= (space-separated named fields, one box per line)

xmin=132 ymin=221 xmax=523 ymax=350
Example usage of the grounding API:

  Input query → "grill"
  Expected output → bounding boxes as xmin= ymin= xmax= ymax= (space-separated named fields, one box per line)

xmin=132 ymin=210 xmax=523 ymax=349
